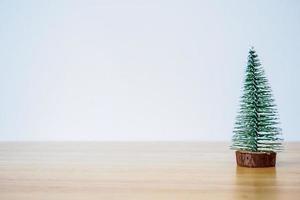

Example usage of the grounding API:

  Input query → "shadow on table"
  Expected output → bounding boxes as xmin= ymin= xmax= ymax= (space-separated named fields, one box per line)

xmin=234 ymin=166 xmax=278 ymax=200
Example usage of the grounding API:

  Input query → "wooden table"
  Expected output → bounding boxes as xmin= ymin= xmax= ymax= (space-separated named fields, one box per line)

xmin=0 ymin=142 xmax=299 ymax=199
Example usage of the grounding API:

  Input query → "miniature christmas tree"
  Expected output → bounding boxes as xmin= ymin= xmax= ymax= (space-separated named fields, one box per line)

xmin=231 ymin=47 xmax=283 ymax=154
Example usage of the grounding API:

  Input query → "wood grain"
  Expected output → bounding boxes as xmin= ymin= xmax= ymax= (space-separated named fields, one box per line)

xmin=0 ymin=142 xmax=299 ymax=200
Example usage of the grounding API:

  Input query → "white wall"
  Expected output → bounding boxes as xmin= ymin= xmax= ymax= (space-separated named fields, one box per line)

xmin=0 ymin=0 xmax=299 ymax=141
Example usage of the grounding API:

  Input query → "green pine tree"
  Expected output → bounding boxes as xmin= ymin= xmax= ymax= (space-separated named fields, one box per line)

xmin=231 ymin=47 xmax=283 ymax=152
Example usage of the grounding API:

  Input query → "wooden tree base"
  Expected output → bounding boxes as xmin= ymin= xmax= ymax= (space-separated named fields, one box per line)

xmin=235 ymin=151 xmax=276 ymax=168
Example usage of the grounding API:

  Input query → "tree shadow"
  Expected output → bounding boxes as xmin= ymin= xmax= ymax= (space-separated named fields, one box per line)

xmin=234 ymin=166 xmax=278 ymax=200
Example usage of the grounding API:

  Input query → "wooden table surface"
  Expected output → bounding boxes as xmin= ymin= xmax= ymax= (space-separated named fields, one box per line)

xmin=0 ymin=142 xmax=299 ymax=200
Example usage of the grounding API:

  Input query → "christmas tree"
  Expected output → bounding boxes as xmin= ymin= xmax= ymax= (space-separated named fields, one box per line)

xmin=231 ymin=47 xmax=283 ymax=152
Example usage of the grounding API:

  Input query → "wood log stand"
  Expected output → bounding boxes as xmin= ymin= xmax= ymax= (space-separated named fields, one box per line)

xmin=235 ymin=151 xmax=276 ymax=168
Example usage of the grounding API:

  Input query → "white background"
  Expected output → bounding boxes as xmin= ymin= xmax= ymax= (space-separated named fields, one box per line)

xmin=0 ymin=0 xmax=299 ymax=141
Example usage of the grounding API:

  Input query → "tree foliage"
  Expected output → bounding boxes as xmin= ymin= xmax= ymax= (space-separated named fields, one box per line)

xmin=231 ymin=47 xmax=283 ymax=152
